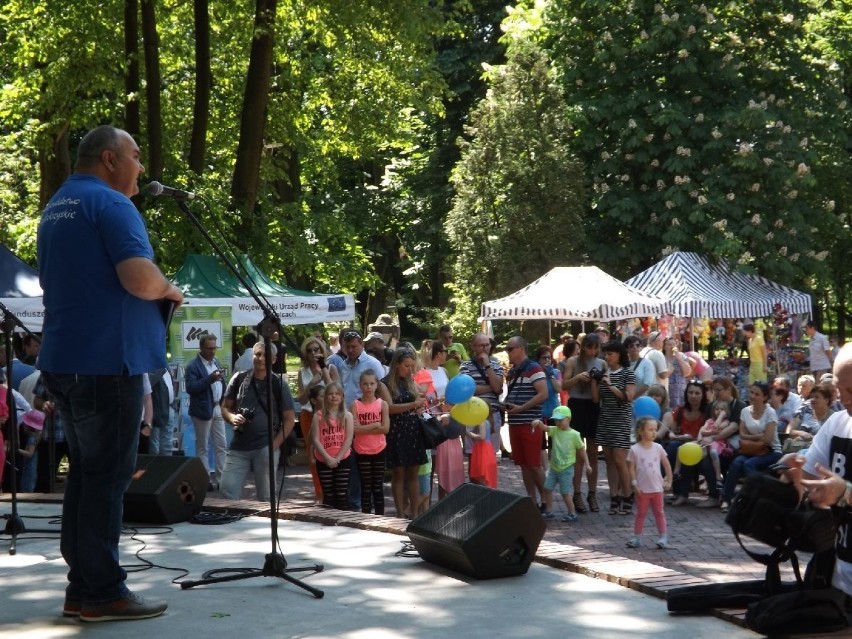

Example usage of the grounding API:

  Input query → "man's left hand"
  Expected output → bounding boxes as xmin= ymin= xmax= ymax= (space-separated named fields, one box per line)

xmin=801 ymin=463 xmax=848 ymax=509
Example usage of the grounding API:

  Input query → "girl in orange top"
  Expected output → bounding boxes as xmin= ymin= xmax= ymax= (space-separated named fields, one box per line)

xmin=351 ymin=370 xmax=389 ymax=514
xmin=311 ymin=381 xmax=354 ymax=510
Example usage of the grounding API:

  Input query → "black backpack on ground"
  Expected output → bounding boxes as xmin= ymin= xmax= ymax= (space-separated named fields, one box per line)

xmin=667 ymin=473 xmax=848 ymax=634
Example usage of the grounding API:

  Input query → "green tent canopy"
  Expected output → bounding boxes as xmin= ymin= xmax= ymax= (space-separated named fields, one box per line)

xmin=171 ymin=254 xmax=355 ymax=325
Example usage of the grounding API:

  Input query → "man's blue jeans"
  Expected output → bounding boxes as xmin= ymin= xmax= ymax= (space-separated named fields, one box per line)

xmin=43 ymin=372 xmax=142 ymax=604
xmin=148 ymin=409 xmax=174 ymax=455
xmin=219 ymin=446 xmax=279 ymax=503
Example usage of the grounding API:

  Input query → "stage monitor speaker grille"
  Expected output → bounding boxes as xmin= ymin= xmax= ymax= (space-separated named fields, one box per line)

xmin=123 ymin=455 xmax=208 ymax=524
xmin=406 ymin=483 xmax=545 ymax=579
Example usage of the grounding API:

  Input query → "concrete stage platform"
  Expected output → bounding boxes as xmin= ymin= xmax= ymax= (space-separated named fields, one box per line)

xmin=0 ymin=502 xmax=760 ymax=639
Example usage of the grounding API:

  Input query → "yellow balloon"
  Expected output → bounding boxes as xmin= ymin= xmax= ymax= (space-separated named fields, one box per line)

xmin=445 ymin=359 xmax=460 ymax=379
xmin=451 ymin=397 xmax=490 ymax=427
xmin=677 ymin=441 xmax=703 ymax=466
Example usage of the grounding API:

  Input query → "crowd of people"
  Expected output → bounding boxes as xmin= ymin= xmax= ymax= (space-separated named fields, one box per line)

xmin=4 ymin=123 xmax=851 ymax=625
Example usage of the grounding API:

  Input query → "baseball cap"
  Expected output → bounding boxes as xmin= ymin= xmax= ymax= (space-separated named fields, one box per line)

xmin=648 ymin=330 xmax=661 ymax=343
xmin=819 ymin=373 xmax=835 ymax=384
xmin=365 ymin=332 xmax=385 ymax=344
xmin=551 ymin=406 xmax=572 ymax=420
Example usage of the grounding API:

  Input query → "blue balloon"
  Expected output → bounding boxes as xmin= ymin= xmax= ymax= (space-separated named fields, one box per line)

xmin=632 ymin=395 xmax=661 ymax=422
xmin=445 ymin=373 xmax=476 ymax=405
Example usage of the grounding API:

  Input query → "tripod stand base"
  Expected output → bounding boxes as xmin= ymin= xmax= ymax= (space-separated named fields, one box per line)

xmin=180 ymin=553 xmax=324 ymax=598
xmin=3 ymin=513 xmax=59 ymax=556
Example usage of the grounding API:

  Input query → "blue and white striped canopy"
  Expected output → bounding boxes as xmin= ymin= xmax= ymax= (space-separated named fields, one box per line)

xmin=479 ymin=266 xmax=667 ymax=322
xmin=625 ymin=252 xmax=812 ymax=319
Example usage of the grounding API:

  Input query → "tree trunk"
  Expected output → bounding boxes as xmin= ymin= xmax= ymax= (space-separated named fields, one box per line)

xmin=231 ymin=0 xmax=277 ymax=218
xmin=38 ymin=124 xmax=71 ymax=207
xmin=141 ymin=0 xmax=163 ymax=179
xmin=270 ymin=145 xmax=300 ymax=204
xmin=188 ymin=0 xmax=211 ymax=174
xmin=124 ymin=0 xmax=140 ymax=135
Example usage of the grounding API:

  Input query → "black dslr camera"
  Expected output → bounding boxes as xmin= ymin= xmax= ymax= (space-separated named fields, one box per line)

xmin=588 ymin=367 xmax=605 ymax=382
xmin=235 ymin=406 xmax=256 ymax=432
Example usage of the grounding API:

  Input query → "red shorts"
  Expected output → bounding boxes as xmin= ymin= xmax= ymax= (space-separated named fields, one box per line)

xmin=508 ymin=425 xmax=544 ymax=467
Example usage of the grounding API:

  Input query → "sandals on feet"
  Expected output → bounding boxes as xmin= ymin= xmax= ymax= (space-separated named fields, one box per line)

xmin=587 ymin=493 xmax=600 ymax=512
xmin=573 ymin=493 xmax=588 ymax=514
xmin=609 ymin=497 xmax=620 ymax=515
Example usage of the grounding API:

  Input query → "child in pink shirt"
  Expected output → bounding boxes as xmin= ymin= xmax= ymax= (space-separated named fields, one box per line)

xmin=626 ymin=417 xmax=673 ymax=549
xmin=351 ymin=370 xmax=389 ymax=514
xmin=312 ymin=381 xmax=354 ymax=510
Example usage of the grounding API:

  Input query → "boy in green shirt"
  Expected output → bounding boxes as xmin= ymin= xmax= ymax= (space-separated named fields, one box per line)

xmin=532 ymin=406 xmax=591 ymax=522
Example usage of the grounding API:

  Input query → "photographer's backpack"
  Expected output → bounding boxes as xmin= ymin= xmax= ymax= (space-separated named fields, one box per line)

xmin=666 ymin=473 xmax=849 ymax=635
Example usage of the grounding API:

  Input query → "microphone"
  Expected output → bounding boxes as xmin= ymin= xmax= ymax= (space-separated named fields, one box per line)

xmin=146 ymin=181 xmax=197 ymax=201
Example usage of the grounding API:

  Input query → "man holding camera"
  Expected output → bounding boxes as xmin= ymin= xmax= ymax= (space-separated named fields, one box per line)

xmin=219 ymin=341 xmax=295 ymax=502
xmin=185 ymin=334 xmax=228 ymax=490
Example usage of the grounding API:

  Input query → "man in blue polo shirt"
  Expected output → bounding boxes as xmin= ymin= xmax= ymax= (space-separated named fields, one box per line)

xmin=37 ymin=125 xmax=183 ymax=622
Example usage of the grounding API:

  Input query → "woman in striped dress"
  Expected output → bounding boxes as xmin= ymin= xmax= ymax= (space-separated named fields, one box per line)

xmin=593 ymin=341 xmax=636 ymax=515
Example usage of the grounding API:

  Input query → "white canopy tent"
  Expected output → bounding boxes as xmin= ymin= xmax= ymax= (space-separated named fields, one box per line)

xmin=625 ymin=252 xmax=812 ymax=318
xmin=479 ymin=266 xmax=667 ymax=322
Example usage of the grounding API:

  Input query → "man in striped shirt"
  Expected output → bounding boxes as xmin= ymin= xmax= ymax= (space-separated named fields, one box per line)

xmin=503 ymin=336 xmax=549 ymax=505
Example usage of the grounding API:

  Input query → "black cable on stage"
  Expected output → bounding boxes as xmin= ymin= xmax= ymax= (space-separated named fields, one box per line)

xmin=119 ymin=525 xmax=192 ymax=583
xmin=395 ymin=540 xmax=420 ymax=559
xmin=188 ymin=511 xmax=246 ymax=525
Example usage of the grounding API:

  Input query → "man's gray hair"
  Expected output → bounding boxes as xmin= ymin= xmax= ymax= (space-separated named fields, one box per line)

xmin=75 ymin=125 xmax=124 ymax=169
xmin=253 ymin=340 xmax=279 ymax=359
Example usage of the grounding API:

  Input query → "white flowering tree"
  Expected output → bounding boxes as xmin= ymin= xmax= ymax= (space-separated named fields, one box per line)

xmin=544 ymin=0 xmax=848 ymax=282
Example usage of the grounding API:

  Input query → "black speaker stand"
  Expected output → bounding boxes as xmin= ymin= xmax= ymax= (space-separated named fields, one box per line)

xmin=180 ymin=551 xmax=324 ymax=596
xmin=171 ymin=200 xmax=323 ymax=598
xmin=1 ymin=302 xmax=56 ymax=555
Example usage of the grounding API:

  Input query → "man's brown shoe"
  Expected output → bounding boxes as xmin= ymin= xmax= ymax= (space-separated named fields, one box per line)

xmin=79 ymin=592 xmax=167 ymax=622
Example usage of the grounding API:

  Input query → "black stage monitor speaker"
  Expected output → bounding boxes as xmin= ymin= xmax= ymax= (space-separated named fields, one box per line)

xmin=123 ymin=455 xmax=208 ymax=524
xmin=406 ymin=483 xmax=545 ymax=579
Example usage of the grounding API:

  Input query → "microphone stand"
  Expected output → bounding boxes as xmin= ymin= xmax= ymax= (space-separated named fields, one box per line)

xmin=168 ymin=199 xmax=323 ymax=598
xmin=0 ymin=302 xmax=56 ymax=555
